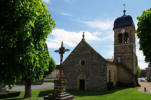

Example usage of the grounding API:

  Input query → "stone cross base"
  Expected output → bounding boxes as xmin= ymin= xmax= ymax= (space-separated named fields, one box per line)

xmin=44 ymin=92 xmax=74 ymax=100
xmin=44 ymin=80 xmax=74 ymax=100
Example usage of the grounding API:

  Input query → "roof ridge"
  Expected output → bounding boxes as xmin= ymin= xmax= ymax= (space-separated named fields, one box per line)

xmin=63 ymin=39 xmax=106 ymax=64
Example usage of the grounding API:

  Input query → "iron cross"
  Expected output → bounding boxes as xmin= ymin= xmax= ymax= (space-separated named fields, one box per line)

xmin=123 ymin=4 xmax=126 ymax=16
xmin=55 ymin=41 xmax=70 ymax=64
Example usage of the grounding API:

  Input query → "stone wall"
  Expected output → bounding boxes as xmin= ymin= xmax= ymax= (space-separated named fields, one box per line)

xmin=147 ymin=67 xmax=151 ymax=82
xmin=107 ymin=62 xmax=117 ymax=86
xmin=113 ymin=26 xmax=137 ymax=86
xmin=117 ymin=65 xmax=133 ymax=84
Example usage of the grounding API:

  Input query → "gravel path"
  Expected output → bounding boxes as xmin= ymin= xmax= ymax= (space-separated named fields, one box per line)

xmin=139 ymin=82 xmax=151 ymax=94
xmin=9 ymin=83 xmax=54 ymax=91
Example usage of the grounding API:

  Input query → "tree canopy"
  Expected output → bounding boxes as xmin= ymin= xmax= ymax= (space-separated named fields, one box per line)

xmin=0 ymin=0 xmax=55 ymax=97
xmin=44 ymin=57 xmax=56 ymax=77
xmin=137 ymin=8 xmax=151 ymax=64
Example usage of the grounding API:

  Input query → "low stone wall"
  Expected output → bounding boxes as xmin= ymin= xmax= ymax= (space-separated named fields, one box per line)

xmin=146 ymin=67 xmax=151 ymax=82
xmin=0 ymin=84 xmax=6 ymax=92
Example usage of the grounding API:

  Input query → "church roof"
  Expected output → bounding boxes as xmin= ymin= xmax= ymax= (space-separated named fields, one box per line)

xmin=63 ymin=34 xmax=107 ymax=63
xmin=113 ymin=13 xmax=135 ymax=29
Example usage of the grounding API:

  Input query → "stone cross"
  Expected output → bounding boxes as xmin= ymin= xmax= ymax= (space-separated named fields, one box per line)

xmin=44 ymin=41 xmax=74 ymax=100
xmin=82 ymin=32 xmax=85 ymax=40
xmin=55 ymin=41 xmax=69 ymax=79
xmin=55 ymin=41 xmax=69 ymax=64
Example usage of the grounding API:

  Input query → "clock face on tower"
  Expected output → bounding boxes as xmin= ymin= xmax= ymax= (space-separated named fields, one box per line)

xmin=121 ymin=29 xmax=125 ymax=34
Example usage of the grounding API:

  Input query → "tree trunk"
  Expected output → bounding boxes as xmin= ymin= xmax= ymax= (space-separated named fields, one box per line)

xmin=24 ymin=79 xmax=31 ymax=98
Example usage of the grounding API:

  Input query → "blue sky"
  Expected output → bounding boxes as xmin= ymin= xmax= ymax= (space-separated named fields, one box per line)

xmin=42 ymin=0 xmax=151 ymax=69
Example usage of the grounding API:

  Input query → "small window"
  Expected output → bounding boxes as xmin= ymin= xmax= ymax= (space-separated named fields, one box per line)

xmin=117 ymin=57 xmax=121 ymax=63
xmin=81 ymin=60 xmax=85 ymax=66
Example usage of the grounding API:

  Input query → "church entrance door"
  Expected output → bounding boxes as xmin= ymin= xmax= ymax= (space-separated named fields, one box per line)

xmin=79 ymin=79 xmax=85 ymax=90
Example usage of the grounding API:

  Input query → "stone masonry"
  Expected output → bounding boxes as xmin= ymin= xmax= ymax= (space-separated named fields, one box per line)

xmin=63 ymin=39 xmax=107 ymax=91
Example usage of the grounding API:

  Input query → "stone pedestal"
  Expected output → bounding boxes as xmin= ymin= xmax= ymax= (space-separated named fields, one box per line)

xmin=44 ymin=80 xmax=74 ymax=100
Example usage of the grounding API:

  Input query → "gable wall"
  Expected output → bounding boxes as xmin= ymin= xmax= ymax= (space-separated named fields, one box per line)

xmin=63 ymin=41 xmax=107 ymax=91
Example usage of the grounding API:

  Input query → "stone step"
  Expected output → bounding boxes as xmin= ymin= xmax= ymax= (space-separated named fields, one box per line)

xmin=56 ymin=94 xmax=74 ymax=100
xmin=57 ymin=93 xmax=72 ymax=97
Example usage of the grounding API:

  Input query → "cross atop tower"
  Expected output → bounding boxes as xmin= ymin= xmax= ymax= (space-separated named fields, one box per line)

xmin=82 ymin=32 xmax=85 ymax=40
xmin=123 ymin=4 xmax=126 ymax=16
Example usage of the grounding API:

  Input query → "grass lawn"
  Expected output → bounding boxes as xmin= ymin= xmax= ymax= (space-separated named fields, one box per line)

xmin=1 ymin=87 xmax=151 ymax=100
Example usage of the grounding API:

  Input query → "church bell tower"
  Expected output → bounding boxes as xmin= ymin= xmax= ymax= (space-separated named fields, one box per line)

xmin=113 ymin=9 xmax=137 ymax=85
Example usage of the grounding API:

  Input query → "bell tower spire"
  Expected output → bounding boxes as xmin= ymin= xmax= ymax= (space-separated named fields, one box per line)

xmin=113 ymin=7 xmax=137 ymax=86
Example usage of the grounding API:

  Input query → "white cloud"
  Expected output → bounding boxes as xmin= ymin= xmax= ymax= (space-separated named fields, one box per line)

xmin=135 ymin=20 xmax=138 ymax=29
xmin=133 ymin=21 xmax=148 ymax=69
xmin=136 ymin=47 xmax=148 ymax=69
xmin=46 ymin=29 xmax=100 ymax=49
xmin=81 ymin=20 xmax=113 ymax=30
xmin=136 ymin=35 xmax=149 ymax=69
xmin=106 ymin=48 xmax=114 ymax=58
xmin=138 ymin=62 xmax=148 ymax=69
xmin=60 ymin=11 xmax=72 ymax=16
xmin=101 ymin=31 xmax=114 ymax=41
xmin=42 ymin=0 xmax=51 ymax=4
xmin=136 ymin=47 xmax=145 ymax=61
xmin=79 ymin=19 xmax=114 ymax=41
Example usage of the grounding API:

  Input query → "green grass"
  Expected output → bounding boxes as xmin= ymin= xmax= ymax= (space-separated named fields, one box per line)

xmin=0 ymin=87 xmax=151 ymax=100
xmin=68 ymin=87 xmax=151 ymax=100
xmin=0 ymin=88 xmax=53 ymax=100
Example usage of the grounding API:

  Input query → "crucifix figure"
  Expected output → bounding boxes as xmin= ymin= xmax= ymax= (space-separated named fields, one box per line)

xmin=55 ymin=41 xmax=69 ymax=80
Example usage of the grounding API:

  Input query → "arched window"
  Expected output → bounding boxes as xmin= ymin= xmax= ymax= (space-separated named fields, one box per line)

xmin=124 ymin=33 xmax=129 ymax=43
xmin=118 ymin=34 xmax=122 ymax=43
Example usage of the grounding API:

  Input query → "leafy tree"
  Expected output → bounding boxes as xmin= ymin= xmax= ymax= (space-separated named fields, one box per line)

xmin=44 ymin=57 xmax=56 ymax=78
xmin=0 ymin=0 xmax=55 ymax=98
xmin=137 ymin=66 xmax=141 ymax=78
xmin=137 ymin=8 xmax=151 ymax=64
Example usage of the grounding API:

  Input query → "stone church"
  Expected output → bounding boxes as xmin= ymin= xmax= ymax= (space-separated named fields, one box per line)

xmin=63 ymin=10 xmax=138 ymax=91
